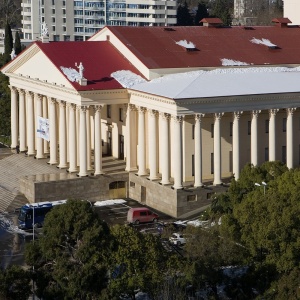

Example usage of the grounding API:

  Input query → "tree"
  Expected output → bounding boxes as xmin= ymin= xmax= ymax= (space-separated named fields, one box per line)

xmin=177 ymin=1 xmax=194 ymax=26
xmin=0 ymin=265 xmax=31 ymax=300
xmin=14 ymin=31 xmax=21 ymax=55
xmin=107 ymin=225 xmax=179 ymax=300
xmin=0 ymin=0 xmax=22 ymax=28
xmin=4 ymin=22 xmax=13 ymax=63
xmin=209 ymin=0 xmax=233 ymax=26
xmin=0 ymin=73 xmax=11 ymax=138
xmin=25 ymin=199 xmax=113 ymax=300
xmin=194 ymin=2 xmax=209 ymax=25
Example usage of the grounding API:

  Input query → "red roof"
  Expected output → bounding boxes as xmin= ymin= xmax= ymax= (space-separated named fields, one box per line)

xmin=105 ymin=25 xmax=300 ymax=69
xmin=200 ymin=18 xmax=223 ymax=24
xmin=36 ymin=41 xmax=143 ymax=91
xmin=272 ymin=18 xmax=291 ymax=24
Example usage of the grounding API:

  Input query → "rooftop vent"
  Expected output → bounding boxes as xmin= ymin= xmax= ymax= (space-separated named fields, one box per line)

xmin=272 ymin=18 xmax=291 ymax=28
xmin=200 ymin=18 xmax=223 ymax=27
xmin=164 ymin=27 xmax=175 ymax=32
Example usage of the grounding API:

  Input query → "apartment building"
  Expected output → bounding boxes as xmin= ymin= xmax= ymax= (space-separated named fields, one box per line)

xmin=21 ymin=0 xmax=177 ymax=41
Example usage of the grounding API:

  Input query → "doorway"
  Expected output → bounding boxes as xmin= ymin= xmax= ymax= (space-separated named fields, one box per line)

xmin=119 ymin=134 xmax=124 ymax=160
xmin=107 ymin=131 xmax=112 ymax=156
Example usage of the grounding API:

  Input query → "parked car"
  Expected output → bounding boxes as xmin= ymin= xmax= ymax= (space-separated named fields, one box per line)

xmin=127 ymin=207 xmax=159 ymax=225
xmin=169 ymin=232 xmax=187 ymax=246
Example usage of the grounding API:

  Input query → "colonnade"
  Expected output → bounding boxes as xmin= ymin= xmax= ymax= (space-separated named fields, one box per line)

xmin=10 ymin=86 xmax=104 ymax=177
xmin=9 ymin=86 xmax=297 ymax=187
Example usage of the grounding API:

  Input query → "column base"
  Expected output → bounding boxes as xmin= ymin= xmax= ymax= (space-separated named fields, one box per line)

xmin=57 ymin=164 xmax=68 ymax=169
xmin=171 ymin=185 xmax=183 ymax=190
xmin=47 ymin=161 xmax=58 ymax=165
xmin=77 ymin=173 xmax=89 ymax=177
xmin=160 ymin=180 xmax=171 ymax=185
xmin=194 ymin=183 xmax=204 ymax=188
xmin=93 ymin=170 xmax=104 ymax=176
xmin=137 ymin=171 xmax=148 ymax=176
xmin=35 ymin=155 xmax=46 ymax=159
xmin=213 ymin=181 xmax=223 ymax=186
xmin=67 ymin=168 xmax=78 ymax=173
xmin=147 ymin=176 xmax=160 ymax=181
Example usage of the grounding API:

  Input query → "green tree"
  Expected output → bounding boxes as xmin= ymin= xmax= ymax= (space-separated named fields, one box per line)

xmin=194 ymin=2 xmax=209 ymax=25
xmin=14 ymin=31 xmax=21 ymax=55
xmin=25 ymin=199 xmax=113 ymax=300
xmin=0 ymin=73 xmax=11 ymax=138
xmin=209 ymin=0 xmax=233 ymax=26
xmin=177 ymin=1 xmax=194 ymax=26
xmin=0 ymin=265 xmax=31 ymax=300
xmin=4 ymin=22 xmax=13 ymax=63
xmin=107 ymin=225 xmax=179 ymax=300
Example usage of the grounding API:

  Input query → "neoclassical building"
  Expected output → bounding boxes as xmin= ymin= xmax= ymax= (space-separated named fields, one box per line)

xmin=3 ymin=18 xmax=300 ymax=218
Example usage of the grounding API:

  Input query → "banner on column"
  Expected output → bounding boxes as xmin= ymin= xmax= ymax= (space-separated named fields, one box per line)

xmin=37 ymin=116 xmax=50 ymax=141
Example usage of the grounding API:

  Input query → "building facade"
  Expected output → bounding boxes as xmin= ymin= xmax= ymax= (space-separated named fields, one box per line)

xmin=284 ymin=0 xmax=300 ymax=25
xmin=21 ymin=0 xmax=177 ymax=41
xmin=3 ymin=19 xmax=300 ymax=218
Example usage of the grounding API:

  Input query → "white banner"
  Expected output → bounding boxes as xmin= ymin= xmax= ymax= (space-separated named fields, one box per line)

xmin=37 ymin=116 xmax=50 ymax=141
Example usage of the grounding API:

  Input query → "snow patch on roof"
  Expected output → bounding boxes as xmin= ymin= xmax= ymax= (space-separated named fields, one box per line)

xmin=250 ymin=37 xmax=277 ymax=47
xmin=176 ymin=40 xmax=196 ymax=49
xmin=60 ymin=66 xmax=81 ymax=82
xmin=148 ymin=66 xmax=300 ymax=84
xmin=94 ymin=199 xmax=126 ymax=206
xmin=111 ymin=70 xmax=146 ymax=88
xmin=221 ymin=58 xmax=249 ymax=66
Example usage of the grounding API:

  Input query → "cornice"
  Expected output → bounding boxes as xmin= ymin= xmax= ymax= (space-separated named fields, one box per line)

xmin=130 ymin=91 xmax=176 ymax=106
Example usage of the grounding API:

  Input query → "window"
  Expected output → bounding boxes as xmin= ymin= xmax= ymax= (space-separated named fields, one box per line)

xmin=265 ymin=147 xmax=269 ymax=161
xmin=119 ymin=107 xmax=124 ymax=122
xmin=282 ymin=146 xmax=286 ymax=164
xmin=248 ymin=121 xmax=251 ymax=135
xmin=211 ymin=153 xmax=214 ymax=174
xmin=229 ymin=151 xmax=233 ymax=173
xmin=192 ymin=124 xmax=195 ymax=140
xmin=283 ymin=118 xmax=287 ymax=132
xmin=52 ymin=9 xmax=55 ymax=14
xmin=64 ymin=35 xmax=70 ymax=41
xmin=107 ymin=105 xmax=111 ymax=118
xmin=187 ymin=195 xmax=196 ymax=202
xmin=211 ymin=124 xmax=214 ymax=138
xmin=52 ymin=17 xmax=55 ymax=23
xmin=53 ymin=35 xmax=60 ymax=41
xmin=265 ymin=120 xmax=269 ymax=133
xmin=192 ymin=155 xmax=194 ymax=176
xmin=230 ymin=122 xmax=233 ymax=137
xmin=52 ymin=26 xmax=55 ymax=31
xmin=130 ymin=181 xmax=135 ymax=187
xmin=52 ymin=0 xmax=55 ymax=5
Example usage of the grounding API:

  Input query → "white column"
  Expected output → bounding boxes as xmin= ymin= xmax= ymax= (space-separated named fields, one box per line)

xmin=18 ymin=89 xmax=26 ymax=152
xmin=172 ymin=115 xmax=183 ymax=189
xmin=78 ymin=105 xmax=88 ymax=177
xmin=42 ymin=96 xmax=49 ymax=154
xmin=148 ymin=109 xmax=159 ymax=180
xmin=86 ymin=107 xmax=92 ymax=170
xmin=269 ymin=109 xmax=279 ymax=161
xmin=48 ymin=98 xmax=58 ymax=164
xmin=9 ymin=86 xmax=18 ymax=148
xmin=125 ymin=104 xmax=137 ymax=172
xmin=287 ymin=108 xmax=296 ymax=169
xmin=251 ymin=110 xmax=261 ymax=166
xmin=35 ymin=94 xmax=44 ymax=159
xmin=68 ymin=104 xmax=77 ymax=173
xmin=160 ymin=113 xmax=170 ymax=185
xmin=58 ymin=100 xmax=67 ymax=168
xmin=137 ymin=106 xmax=147 ymax=176
xmin=94 ymin=105 xmax=103 ymax=175
xmin=213 ymin=113 xmax=224 ymax=185
xmin=26 ymin=91 xmax=35 ymax=156
xmin=232 ymin=111 xmax=243 ymax=180
xmin=194 ymin=113 xmax=205 ymax=187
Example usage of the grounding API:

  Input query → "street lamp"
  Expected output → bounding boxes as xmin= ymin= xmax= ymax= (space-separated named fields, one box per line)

xmin=255 ymin=181 xmax=267 ymax=195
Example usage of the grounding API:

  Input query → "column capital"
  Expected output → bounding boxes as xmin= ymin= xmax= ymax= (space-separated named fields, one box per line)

xmin=58 ymin=100 xmax=66 ymax=107
xmin=160 ymin=112 xmax=171 ymax=120
xmin=26 ymin=90 xmax=34 ymax=98
xmin=47 ymin=97 xmax=57 ymax=104
xmin=195 ymin=113 xmax=205 ymax=122
xmin=269 ymin=108 xmax=279 ymax=117
xmin=35 ymin=93 xmax=43 ymax=101
xmin=79 ymin=105 xmax=89 ymax=112
xmin=94 ymin=105 xmax=102 ymax=112
xmin=138 ymin=106 xmax=147 ymax=114
xmin=287 ymin=107 xmax=296 ymax=116
xmin=214 ymin=112 xmax=224 ymax=121
xmin=149 ymin=109 xmax=158 ymax=117
xmin=172 ymin=115 xmax=184 ymax=123
xmin=252 ymin=110 xmax=261 ymax=118
xmin=67 ymin=103 xmax=77 ymax=110
xmin=17 ymin=88 xmax=25 ymax=95
xmin=233 ymin=111 xmax=243 ymax=120
xmin=8 ymin=85 xmax=17 ymax=93
xmin=128 ymin=104 xmax=137 ymax=111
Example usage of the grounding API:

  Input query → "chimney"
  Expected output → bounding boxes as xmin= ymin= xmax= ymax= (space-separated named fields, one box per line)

xmin=200 ymin=18 xmax=223 ymax=28
xmin=272 ymin=18 xmax=291 ymax=28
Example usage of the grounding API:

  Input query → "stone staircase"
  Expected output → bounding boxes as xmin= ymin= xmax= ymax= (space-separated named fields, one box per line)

xmin=0 ymin=151 xmax=126 ymax=212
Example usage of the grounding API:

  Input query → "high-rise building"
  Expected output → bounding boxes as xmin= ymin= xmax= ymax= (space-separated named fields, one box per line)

xmin=21 ymin=0 xmax=177 ymax=41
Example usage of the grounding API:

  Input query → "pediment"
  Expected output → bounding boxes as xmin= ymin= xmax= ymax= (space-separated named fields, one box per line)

xmin=2 ymin=43 xmax=74 ymax=89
